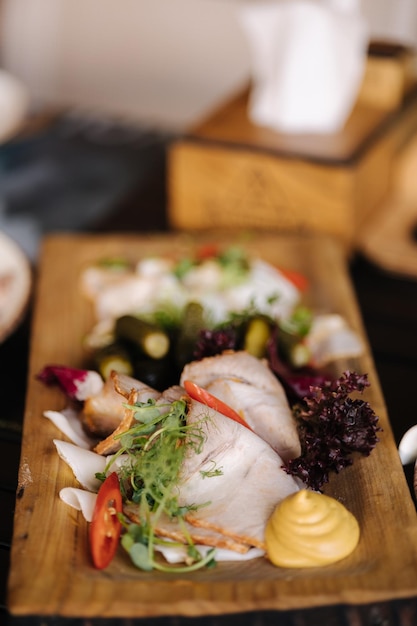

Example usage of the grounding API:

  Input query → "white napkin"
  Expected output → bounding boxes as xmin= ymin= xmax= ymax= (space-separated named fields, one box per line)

xmin=240 ymin=0 xmax=369 ymax=134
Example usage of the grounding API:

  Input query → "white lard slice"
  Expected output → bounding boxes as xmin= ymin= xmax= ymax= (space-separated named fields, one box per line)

xmin=54 ymin=438 xmax=128 ymax=490
xmin=53 ymin=440 xmax=107 ymax=491
xmin=44 ymin=408 xmax=96 ymax=449
xmin=59 ymin=487 xmax=97 ymax=522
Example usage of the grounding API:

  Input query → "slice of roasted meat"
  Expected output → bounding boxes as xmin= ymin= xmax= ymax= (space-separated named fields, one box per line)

xmin=180 ymin=350 xmax=301 ymax=461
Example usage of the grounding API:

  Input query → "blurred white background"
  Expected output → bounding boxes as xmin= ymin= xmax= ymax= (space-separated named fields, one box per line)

xmin=0 ymin=0 xmax=416 ymax=130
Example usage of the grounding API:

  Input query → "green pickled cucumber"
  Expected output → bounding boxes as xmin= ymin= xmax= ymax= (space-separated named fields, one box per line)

xmin=176 ymin=301 xmax=206 ymax=368
xmin=94 ymin=343 xmax=134 ymax=379
xmin=243 ymin=316 xmax=272 ymax=358
xmin=115 ymin=315 xmax=170 ymax=360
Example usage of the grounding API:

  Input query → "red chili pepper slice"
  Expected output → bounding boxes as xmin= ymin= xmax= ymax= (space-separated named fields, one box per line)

xmin=195 ymin=243 xmax=220 ymax=261
xmin=278 ymin=267 xmax=309 ymax=292
xmin=183 ymin=380 xmax=253 ymax=431
xmin=89 ymin=472 xmax=122 ymax=569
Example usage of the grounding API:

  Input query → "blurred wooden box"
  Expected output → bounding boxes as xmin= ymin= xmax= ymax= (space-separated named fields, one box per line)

xmin=168 ymin=63 xmax=417 ymax=247
xmin=357 ymin=42 xmax=416 ymax=110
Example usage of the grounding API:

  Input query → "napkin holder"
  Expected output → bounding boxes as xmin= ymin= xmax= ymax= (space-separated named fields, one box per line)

xmin=167 ymin=45 xmax=417 ymax=249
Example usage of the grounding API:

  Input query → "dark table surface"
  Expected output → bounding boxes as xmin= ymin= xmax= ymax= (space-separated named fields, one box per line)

xmin=1 ymin=117 xmax=417 ymax=626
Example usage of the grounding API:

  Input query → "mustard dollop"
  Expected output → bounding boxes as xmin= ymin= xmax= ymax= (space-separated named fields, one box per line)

xmin=265 ymin=489 xmax=360 ymax=568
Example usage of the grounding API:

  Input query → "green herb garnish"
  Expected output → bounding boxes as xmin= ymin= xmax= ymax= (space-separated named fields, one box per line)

xmin=217 ymin=246 xmax=250 ymax=288
xmin=96 ymin=256 xmax=131 ymax=270
xmin=200 ymin=461 xmax=224 ymax=479
xmin=172 ymin=246 xmax=250 ymax=289
xmin=279 ymin=305 xmax=312 ymax=338
xmin=102 ymin=398 xmax=217 ymax=572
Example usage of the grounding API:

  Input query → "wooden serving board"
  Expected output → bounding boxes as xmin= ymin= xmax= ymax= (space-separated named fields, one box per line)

xmin=7 ymin=232 xmax=417 ymax=619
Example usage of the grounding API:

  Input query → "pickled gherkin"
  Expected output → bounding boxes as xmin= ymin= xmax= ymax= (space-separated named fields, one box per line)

xmin=114 ymin=315 xmax=170 ymax=360
xmin=175 ymin=301 xmax=206 ymax=369
xmin=94 ymin=343 xmax=134 ymax=379
xmin=243 ymin=316 xmax=272 ymax=358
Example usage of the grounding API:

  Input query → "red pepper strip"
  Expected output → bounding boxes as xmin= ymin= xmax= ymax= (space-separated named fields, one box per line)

xmin=195 ymin=243 xmax=220 ymax=261
xmin=277 ymin=267 xmax=309 ymax=292
xmin=183 ymin=380 xmax=253 ymax=432
xmin=89 ymin=472 xmax=122 ymax=569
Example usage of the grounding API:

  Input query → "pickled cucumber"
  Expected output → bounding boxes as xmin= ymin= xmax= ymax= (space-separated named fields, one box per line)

xmin=94 ymin=343 xmax=134 ymax=379
xmin=115 ymin=315 xmax=170 ymax=360
xmin=243 ymin=316 xmax=272 ymax=358
xmin=175 ymin=301 xmax=206 ymax=368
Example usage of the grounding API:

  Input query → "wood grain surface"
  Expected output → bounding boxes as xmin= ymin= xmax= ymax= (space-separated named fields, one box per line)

xmin=358 ymin=133 xmax=417 ymax=278
xmin=7 ymin=232 xmax=417 ymax=619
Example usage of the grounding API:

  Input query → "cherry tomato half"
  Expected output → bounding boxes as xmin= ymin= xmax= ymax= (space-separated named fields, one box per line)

xmin=89 ymin=472 xmax=122 ymax=569
xmin=183 ymin=380 xmax=253 ymax=432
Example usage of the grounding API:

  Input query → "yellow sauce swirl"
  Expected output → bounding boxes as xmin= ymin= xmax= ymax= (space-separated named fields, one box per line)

xmin=265 ymin=489 xmax=360 ymax=568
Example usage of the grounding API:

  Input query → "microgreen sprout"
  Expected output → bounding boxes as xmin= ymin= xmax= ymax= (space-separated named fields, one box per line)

xmin=200 ymin=461 xmax=224 ymax=479
xmin=99 ymin=397 xmax=217 ymax=572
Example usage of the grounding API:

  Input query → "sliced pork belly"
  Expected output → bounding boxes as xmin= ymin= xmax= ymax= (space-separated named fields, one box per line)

xmin=112 ymin=371 xmax=161 ymax=401
xmin=89 ymin=366 xmax=301 ymax=551
xmin=122 ymin=396 xmax=300 ymax=552
xmin=81 ymin=371 xmax=161 ymax=439
xmin=178 ymin=399 xmax=301 ymax=550
xmin=180 ymin=351 xmax=301 ymax=461
xmin=93 ymin=387 xmax=139 ymax=455
xmin=93 ymin=372 xmax=163 ymax=455
xmin=181 ymin=350 xmax=283 ymax=394
xmin=81 ymin=376 xmax=127 ymax=438
xmin=160 ymin=385 xmax=187 ymax=403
